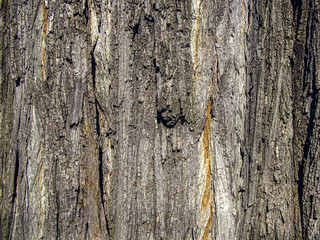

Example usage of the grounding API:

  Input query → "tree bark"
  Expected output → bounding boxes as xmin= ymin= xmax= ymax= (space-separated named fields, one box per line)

xmin=0 ymin=0 xmax=319 ymax=239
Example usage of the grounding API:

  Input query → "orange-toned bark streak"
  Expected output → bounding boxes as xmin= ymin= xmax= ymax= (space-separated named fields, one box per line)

xmin=43 ymin=8 xmax=48 ymax=37
xmin=200 ymin=100 xmax=214 ymax=239
xmin=201 ymin=100 xmax=212 ymax=210
xmin=201 ymin=203 xmax=213 ymax=240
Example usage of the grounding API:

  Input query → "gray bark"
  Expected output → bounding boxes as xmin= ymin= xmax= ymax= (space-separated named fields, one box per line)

xmin=0 ymin=0 xmax=319 ymax=239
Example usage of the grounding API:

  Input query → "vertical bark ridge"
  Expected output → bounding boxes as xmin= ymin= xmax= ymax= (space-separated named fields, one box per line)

xmin=0 ymin=0 xmax=319 ymax=239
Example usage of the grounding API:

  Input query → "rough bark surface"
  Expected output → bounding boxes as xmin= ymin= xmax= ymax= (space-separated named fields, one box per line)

xmin=0 ymin=0 xmax=319 ymax=239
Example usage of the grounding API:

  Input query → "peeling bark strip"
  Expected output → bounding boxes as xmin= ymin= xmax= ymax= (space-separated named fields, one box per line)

xmin=0 ymin=0 xmax=319 ymax=239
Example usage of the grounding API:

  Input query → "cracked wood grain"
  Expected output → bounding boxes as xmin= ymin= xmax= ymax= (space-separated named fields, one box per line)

xmin=0 ymin=0 xmax=319 ymax=239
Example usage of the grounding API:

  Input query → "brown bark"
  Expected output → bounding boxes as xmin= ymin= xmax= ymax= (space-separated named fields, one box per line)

xmin=0 ymin=0 xmax=319 ymax=239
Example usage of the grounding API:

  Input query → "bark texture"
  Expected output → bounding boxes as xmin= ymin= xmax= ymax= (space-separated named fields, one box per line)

xmin=0 ymin=0 xmax=319 ymax=239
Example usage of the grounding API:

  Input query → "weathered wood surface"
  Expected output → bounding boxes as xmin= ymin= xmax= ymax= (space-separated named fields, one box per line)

xmin=0 ymin=0 xmax=319 ymax=239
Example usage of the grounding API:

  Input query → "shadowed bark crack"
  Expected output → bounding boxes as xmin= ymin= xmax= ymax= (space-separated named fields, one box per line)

xmin=1 ymin=0 xmax=319 ymax=239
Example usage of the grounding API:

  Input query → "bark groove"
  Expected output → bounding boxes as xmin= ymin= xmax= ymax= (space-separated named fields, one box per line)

xmin=0 ymin=0 xmax=319 ymax=239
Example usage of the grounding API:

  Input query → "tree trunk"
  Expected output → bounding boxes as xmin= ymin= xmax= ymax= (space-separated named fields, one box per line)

xmin=0 ymin=0 xmax=319 ymax=239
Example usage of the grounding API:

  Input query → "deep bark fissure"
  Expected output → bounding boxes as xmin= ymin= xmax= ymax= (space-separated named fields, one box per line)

xmin=55 ymin=192 xmax=60 ymax=240
xmin=299 ymin=4 xmax=315 ymax=237
xmin=291 ymin=0 xmax=303 ymax=34
xmin=84 ymin=0 xmax=89 ymax=25
xmin=98 ymin=148 xmax=104 ymax=224
xmin=73 ymin=168 xmax=80 ymax=223
xmin=11 ymin=150 xmax=19 ymax=204
xmin=298 ymin=157 xmax=305 ymax=233
xmin=291 ymin=0 xmax=305 ymax=236
xmin=95 ymin=102 xmax=100 ymax=136
xmin=53 ymin=156 xmax=59 ymax=240
xmin=15 ymin=77 xmax=21 ymax=87
xmin=1 ymin=1 xmax=319 ymax=239
xmin=131 ymin=20 xmax=140 ymax=41
xmin=9 ymin=149 xmax=20 ymax=239
xmin=91 ymin=48 xmax=97 ymax=92
xmin=98 ymin=145 xmax=111 ymax=238
xmin=85 ymin=222 xmax=89 ymax=240
xmin=93 ymin=44 xmax=111 ymax=237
